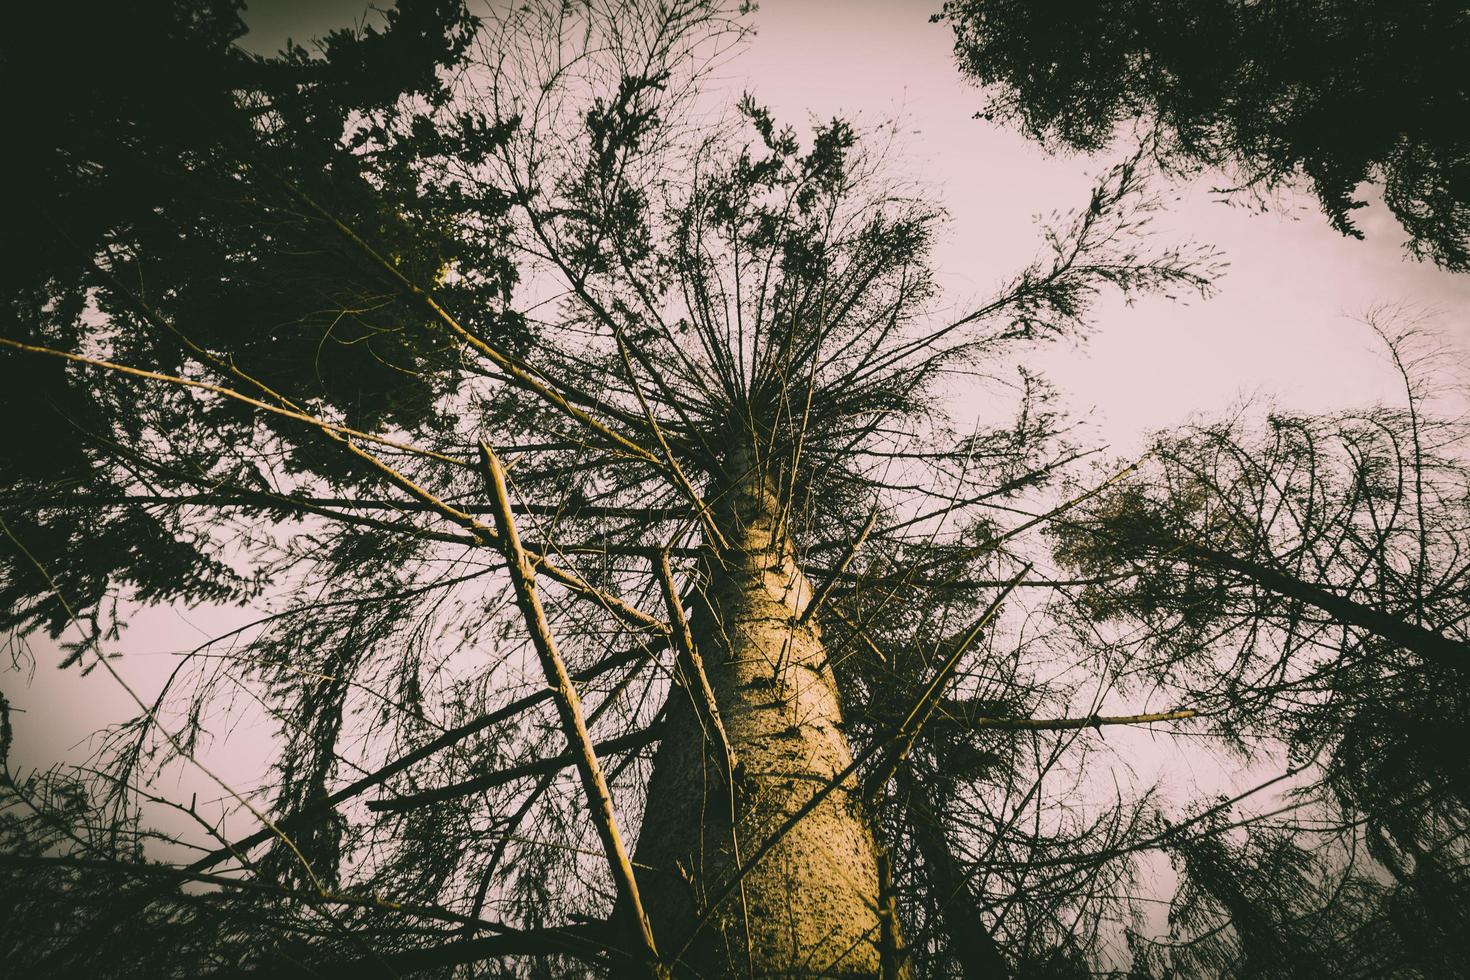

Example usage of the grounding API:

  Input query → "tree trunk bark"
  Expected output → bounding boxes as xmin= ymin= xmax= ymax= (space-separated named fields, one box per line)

xmin=627 ymin=449 xmax=890 ymax=978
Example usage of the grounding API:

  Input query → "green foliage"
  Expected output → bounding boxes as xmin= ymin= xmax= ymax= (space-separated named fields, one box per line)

xmin=937 ymin=0 xmax=1470 ymax=270
xmin=0 ymin=0 xmax=521 ymax=637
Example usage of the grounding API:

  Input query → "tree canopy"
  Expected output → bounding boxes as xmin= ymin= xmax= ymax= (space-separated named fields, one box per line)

xmin=2 ymin=3 xmax=1469 ymax=979
xmin=937 ymin=0 xmax=1470 ymax=270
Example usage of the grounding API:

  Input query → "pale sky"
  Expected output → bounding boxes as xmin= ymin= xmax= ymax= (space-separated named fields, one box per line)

xmin=728 ymin=0 xmax=1470 ymax=451
xmin=234 ymin=0 xmax=1470 ymax=451
xmin=7 ymin=0 xmax=1469 ymax=876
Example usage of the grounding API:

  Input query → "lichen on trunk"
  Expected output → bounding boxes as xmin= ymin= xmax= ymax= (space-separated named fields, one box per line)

xmin=627 ymin=449 xmax=890 ymax=978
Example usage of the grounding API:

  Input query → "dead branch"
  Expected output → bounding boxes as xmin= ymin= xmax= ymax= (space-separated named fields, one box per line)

xmin=479 ymin=440 xmax=665 ymax=975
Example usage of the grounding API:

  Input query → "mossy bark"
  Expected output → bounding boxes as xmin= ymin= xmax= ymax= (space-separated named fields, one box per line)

xmin=627 ymin=452 xmax=890 ymax=978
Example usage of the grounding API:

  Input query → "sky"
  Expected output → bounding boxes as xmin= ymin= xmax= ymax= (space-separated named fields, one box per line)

xmin=7 ymin=0 xmax=1469 ymax=885
xmin=232 ymin=0 xmax=1470 ymax=451
xmin=729 ymin=1 xmax=1470 ymax=443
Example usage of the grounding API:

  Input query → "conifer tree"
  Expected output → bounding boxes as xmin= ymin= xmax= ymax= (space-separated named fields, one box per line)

xmin=18 ymin=3 xmax=1458 ymax=978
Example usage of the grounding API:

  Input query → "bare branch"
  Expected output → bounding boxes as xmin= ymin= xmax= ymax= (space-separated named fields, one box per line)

xmin=479 ymin=440 xmax=664 ymax=974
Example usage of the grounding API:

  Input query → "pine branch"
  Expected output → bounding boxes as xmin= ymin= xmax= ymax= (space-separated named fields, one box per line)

xmin=204 ymin=923 xmax=620 ymax=977
xmin=208 ymin=639 xmax=661 ymax=854
xmin=0 ymin=854 xmax=505 ymax=932
xmin=963 ymin=708 xmax=1197 ymax=732
xmin=277 ymin=174 xmax=669 ymax=470
xmin=10 ymin=492 xmax=686 ymax=520
xmin=615 ymin=329 xmax=730 ymax=552
xmin=367 ymin=725 xmax=663 ymax=813
xmin=800 ymin=505 xmax=878 ymax=626
xmin=0 ymin=335 xmax=465 ymax=467
xmin=479 ymin=440 xmax=665 ymax=975
xmin=1171 ymin=538 xmax=1470 ymax=675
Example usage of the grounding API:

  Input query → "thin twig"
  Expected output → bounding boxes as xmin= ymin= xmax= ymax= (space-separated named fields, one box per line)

xmin=615 ymin=329 xmax=730 ymax=553
xmin=368 ymin=725 xmax=663 ymax=813
xmin=655 ymin=551 xmax=740 ymax=788
xmin=799 ymin=505 xmax=878 ymax=626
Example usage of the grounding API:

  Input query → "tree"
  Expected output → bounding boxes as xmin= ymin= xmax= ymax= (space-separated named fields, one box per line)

xmin=19 ymin=2 xmax=1442 ymax=978
xmin=935 ymin=0 xmax=1470 ymax=271
xmin=0 ymin=0 xmax=515 ymax=637
xmin=1053 ymin=329 xmax=1470 ymax=977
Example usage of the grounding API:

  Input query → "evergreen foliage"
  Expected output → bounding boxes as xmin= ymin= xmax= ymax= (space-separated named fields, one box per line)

xmin=0 ymin=3 xmax=1466 ymax=978
xmin=937 ymin=0 xmax=1470 ymax=270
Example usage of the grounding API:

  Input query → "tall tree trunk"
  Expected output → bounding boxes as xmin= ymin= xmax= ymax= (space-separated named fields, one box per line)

xmin=627 ymin=449 xmax=890 ymax=978
xmin=897 ymin=768 xmax=1010 ymax=980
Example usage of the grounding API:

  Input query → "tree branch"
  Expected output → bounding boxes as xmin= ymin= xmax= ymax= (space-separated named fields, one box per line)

xmin=367 ymin=724 xmax=663 ymax=813
xmin=655 ymin=550 xmax=739 ymax=788
xmin=277 ymin=175 xmax=668 ymax=469
xmin=479 ymin=440 xmax=664 ymax=974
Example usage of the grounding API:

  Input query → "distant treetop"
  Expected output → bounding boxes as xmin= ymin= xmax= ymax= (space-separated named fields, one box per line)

xmin=937 ymin=0 xmax=1470 ymax=271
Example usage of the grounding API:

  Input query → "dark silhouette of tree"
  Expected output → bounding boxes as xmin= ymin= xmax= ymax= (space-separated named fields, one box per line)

xmin=1054 ymin=329 xmax=1470 ymax=977
xmin=935 ymin=0 xmax=1470 ymax=270
xmin=10 ymin=2 xmax=1457 ymax=979
xmin=1122 ymin=804 xmax=1470 ymax=979
xmin=0 ymin=0 xmax=518 ymax=637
